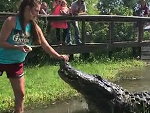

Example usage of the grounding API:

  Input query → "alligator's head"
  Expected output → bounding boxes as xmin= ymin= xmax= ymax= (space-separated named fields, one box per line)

xmin=58 ymin=62 xmax=116 ymax=99
xmin=58 ymin=62 xmax=120 ymax=113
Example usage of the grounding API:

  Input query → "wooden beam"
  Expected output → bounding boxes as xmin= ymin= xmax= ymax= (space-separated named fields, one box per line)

xmin=52 ymin=43 xmax=108 ymax=54
xmin=51 ymin=41 xmax=150 ymax=54
xmin=1 ymin=12 xmax=150 ymax=22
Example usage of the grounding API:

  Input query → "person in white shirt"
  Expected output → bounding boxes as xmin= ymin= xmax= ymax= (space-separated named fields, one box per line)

xmin=69 ymin=0 xmax=87 ymax=45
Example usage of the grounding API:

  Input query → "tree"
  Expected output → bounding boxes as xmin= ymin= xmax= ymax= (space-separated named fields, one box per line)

xmin=97 ymin=0 xmax=123 ymax=14
xmin=0 ymin=0 xmax=19 ymax=12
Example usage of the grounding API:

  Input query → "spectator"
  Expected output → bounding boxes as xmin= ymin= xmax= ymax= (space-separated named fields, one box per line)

xmin=60 ymin=0 xmax=70 ymax=14
xmin=52 ymin=0 xmax=62 ymax=8
xmin=134 ymin=0 xmax=149 ymax=17
xmin=51 ymin=0 xmax=70 ymax=45
xmin=132 ymin=0 xmax=149 ymax=58
xmin=69 ymin=0 xmax=87 ymax=45
xmin=133 ymin=0 xmax=149 ymax=29
xmin=61 ymin=0 xmax=72 ymax=45
xmin=40 ymin=2 xmax=49 ymax=15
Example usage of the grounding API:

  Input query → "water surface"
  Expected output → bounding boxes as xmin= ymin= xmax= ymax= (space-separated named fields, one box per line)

xmin=117 ymin=65 xmax=150 ymax=92
xmin=25 ymin=98 xmax=88 ymax=113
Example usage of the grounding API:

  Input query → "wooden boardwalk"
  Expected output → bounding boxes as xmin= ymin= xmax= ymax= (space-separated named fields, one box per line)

xmin=0 ymin=12 xmax=150 ymax=58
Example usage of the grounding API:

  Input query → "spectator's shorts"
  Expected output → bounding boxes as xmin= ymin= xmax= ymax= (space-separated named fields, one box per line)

xmin=0 ymin=62 xmax=24 ymax=78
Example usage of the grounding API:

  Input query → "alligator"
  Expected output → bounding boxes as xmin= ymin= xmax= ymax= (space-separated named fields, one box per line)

xmin=58 ymin=62 xmax=150 ymax=113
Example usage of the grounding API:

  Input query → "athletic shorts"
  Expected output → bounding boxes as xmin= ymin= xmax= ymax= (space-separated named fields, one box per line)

xmin=0 ymin=62 xmax=24 ymax=78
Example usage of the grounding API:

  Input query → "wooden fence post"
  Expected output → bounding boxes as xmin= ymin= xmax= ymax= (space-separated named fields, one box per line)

xmin=81 ymin=20 xmax=90 ymax=59
xmin=136 ymin=20 xmax=144 ymax=58
xmin=108 ymin=21 xmax=114 ymax=58
xmin=81 ymin=21 xmax=86 ymax=44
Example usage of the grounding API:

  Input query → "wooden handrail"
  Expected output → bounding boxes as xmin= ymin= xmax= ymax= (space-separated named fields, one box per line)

xmin=0 ymin=12 xmax=150 ymax=22
xmin=40 ymin=15 xmax=150 ymax=22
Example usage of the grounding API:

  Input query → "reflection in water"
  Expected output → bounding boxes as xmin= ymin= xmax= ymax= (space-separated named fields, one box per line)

xmin=25 ymin=65 xmax=150 ymax=113
xmin=25 ymin=98 xmax=89 ymax=113
xmin=117 ymin=66 xmax=150 ymax=92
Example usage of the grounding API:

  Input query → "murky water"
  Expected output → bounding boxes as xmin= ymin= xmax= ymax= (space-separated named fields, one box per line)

xmin=25 ymin=65 xmax=150 ymax=113
xmin=25 ymin=98 xmax=89 ymax=113
xmin=117 ymin=65 xmax=150 ymax=92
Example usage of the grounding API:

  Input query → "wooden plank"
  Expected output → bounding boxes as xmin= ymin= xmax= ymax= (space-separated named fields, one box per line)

xmin=50 ymin=41 xmax=150 ymax=54
xmin=141 ymin=55 xmax=150 ymax=60
xmin=52 ymin=43 xmax=108 ymax=54
xmin=0 ymin=12 xmax=150 ymax=22
xmin=141 ymin=45 xmax=150 ymax=60
xmin=109 ymin=22 xmax=114 ymax=44
xmin=40 ymin=15 xmax=150 ymax=22
xmin=141 ymin=46 xmax=150 ymax=51
xmin=141 ymin=51 xmax=150 ymax=55
xmin=112 ymin=41 xmax=150 ymax=48
xmin=0 ymin=12 xmax=16 ymax=21
xmin=138 ymin=21 xmax=144 ymax=42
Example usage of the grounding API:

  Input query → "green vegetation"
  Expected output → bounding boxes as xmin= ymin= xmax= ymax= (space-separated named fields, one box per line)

xmin=0 ymin=58 xmax=146 ymax=112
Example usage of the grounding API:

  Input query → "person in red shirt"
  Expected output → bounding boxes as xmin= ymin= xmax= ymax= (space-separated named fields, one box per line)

xmin=51 ymin=0 xmax=70 ymax=45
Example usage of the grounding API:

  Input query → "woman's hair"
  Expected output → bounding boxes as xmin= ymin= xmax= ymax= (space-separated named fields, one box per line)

xmin=18 ymin=0 xmax=42 ymax=44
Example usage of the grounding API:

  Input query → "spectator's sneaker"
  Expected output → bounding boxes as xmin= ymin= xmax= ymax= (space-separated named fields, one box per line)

xmin=67 ymin=42 xmax=72 ymax=45
xmin=76 ymin=40 xmax=82 ymax=45
xmin=59 ymin=43 xmax=62 ymax=46
xmin=58 ymin=42 xmax=62 ymax=46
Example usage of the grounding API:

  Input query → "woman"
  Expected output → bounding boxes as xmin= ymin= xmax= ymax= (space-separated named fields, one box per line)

xmin=0 ymin=0 xmax=69 ymax=113
xmin=51 ymin=0 xmax=69 ymax=45
xmin=60 ymin=0 xmax=72 ymax=45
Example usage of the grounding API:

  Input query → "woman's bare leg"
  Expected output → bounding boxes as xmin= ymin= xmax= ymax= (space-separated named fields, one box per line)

xmin=9 ymin=76 xmax=25 ymax=113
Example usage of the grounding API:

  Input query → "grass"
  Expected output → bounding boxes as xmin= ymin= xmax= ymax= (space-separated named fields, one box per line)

xmin=0 ymin=58 xmax=146 ymax=112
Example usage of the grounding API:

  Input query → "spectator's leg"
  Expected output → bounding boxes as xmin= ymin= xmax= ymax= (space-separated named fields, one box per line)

xmin=47 ymin=21 xmax=52 ymax=33
xmin=66 ymin=22 xmax=72 ymax=45
xmin=62 ymin=28 xmax=68 ymax=45
xmin=56 ymin=28 xmax=61 ymax=45
xmin=72 ymin=21 xmax=82 ymax=44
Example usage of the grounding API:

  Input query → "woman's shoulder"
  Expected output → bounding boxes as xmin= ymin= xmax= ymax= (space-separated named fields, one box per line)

xmin=6 ymin=16 xmax=16 ymax=23
xmin=4 ymin=16 xmax=16 ymax=28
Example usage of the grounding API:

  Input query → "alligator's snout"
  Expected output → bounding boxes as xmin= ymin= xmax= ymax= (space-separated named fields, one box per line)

xmin=58 ymin=62 xmax=116 ymax=99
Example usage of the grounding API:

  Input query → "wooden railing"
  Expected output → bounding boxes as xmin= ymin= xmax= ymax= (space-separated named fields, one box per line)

xmin=0 ymin=12 xmax=150 ymax=55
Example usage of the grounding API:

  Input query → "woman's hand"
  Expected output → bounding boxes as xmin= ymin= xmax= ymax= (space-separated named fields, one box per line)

xmin=16 ymin=45 xmax=32 ymax=53
xmin=59 ymin=55 xmax=69 ymax=62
